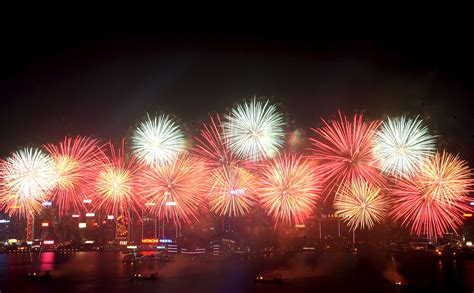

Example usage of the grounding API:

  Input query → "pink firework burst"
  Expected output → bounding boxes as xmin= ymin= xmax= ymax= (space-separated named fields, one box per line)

xmin=45 ymin=136 xmax=100 ymax=216
xmin=309 ymin=111 xmax=384 ymax=201
xmin=90 ymin=140 xmax=142 ymax=221
xmin=258 ymin=154 xmax=321 ymax=225
xmin=138 ymin=154 xmax=207 ymax=225
xmin=391 ymin=151 xmax=473 ymax=240
xmin=194 ymin=114 xmax=236 ymax=168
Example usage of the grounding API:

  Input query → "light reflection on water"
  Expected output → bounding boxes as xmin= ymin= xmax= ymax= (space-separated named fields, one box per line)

xmin=0 ymin=252 xmax=472 ymax=292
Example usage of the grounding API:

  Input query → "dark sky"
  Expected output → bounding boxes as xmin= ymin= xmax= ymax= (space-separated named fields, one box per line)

xmin=0 ymin=26 xmax=473 ymax=163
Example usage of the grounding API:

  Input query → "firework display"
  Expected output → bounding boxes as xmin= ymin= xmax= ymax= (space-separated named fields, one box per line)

xmin=391 ymin=151 xmax=473 ymax=239
xmin=207 ymin=165 xmax=256 ymax=217
xmin=309 ymin=112 xmax=384 ymax=200
xmin=138 ymin=154 xmax=207 ymax=224
xmin=90 ymin=141 xmax=142 ymax=220
xmin=131 ymin=114 xmax=186 ymax=166
xmin=224 ymin=98 xmax=285 ymax=162
xmin=45 ymin=136 xmax=100 ymax=216
xmin=259 ymin=154 xmax=320 ymax=225
xmin=0 ymin=97 xmax=472 ymax=240
xmin=334 ymin=179 xmax=388 ymax=231
xmin=0 ymin=148 xmax=57 ymax=217
xmin=373 ymin=116 xmax=436 ymax=177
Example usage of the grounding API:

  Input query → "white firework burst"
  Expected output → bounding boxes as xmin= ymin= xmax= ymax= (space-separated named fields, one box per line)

xmin=131 ymin=114 xmax=186 ymax=166
xmin=224 ymin=98 xmax=285 ymax=161
xmin=0 ymin=148 xmax=57 ymax=217
xmin=373 ymin=116 xmax=436 ymax=177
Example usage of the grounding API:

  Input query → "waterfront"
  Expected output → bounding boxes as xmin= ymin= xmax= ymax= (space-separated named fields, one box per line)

xmin=1 ymin=250 xmax=473 ymax=292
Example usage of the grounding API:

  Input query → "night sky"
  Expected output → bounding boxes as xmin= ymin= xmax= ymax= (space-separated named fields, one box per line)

xmin=0 ymin=26 xmax=473 ymax=163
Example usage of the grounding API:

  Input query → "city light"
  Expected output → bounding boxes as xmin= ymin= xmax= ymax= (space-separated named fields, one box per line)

xmin=84 ymin=240 xmax=94 ymax=244
xmin=83 ymin=199 xmax=92 ymax=204
xmin=165 ymin=201 xmax=177 ymax=206
xmin=0 ymin=219 xmax=10 ymax=224
xmin=107 ymin=215 xmax=114 ymax=220
xmin=78 ymin=223 xmax=86 ymax=228
xmin=42 ymin=201 xmax=52 ymax=207
xmin=119 ymin=241 xmax=127 ymax=245
xmin=142 ymin=238 xmax=159 ymax=244
xmin=464 ymin=213 xmax=473 ymax=217
xmin=467 ymin=241 xmax=473 ymax=246
xmin=43 ymin=240 xmax=54 ymax=245
xmin=72 ymin=214 xmax=80 ymax=218
xmin=159 ymin=239 xmax=173 ymax=243
xmin=85 ymin=213 xmax=95 ymax=217
xmin=41 ymin=222 xmax=49 ymax=227
xmin=126 ymin=245 xmax=137 ymax=249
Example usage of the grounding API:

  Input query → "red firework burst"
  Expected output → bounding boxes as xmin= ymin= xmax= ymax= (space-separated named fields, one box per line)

xmin=258 ymin=154 xmax=321 ymax=225
xmin=309 ymin=111 xmax=384 ymax=201
xmin=45 ymin=136 xmax=100 ymax=216
xmin=391 ymin=151 xmax=473 ymax=239
xmin=138 ymin=154 xmax=207 ymax=225
xmin=90 ymin=140 xmax=142 ymax=220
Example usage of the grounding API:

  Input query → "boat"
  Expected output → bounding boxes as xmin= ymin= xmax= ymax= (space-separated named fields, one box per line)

xmin=131 ymin=273 xmax=159 ymax=280
xmin=254 ymin=274 xmax=284 ymax=284
xmin=26 ymin=271 xmax=52 ymax=280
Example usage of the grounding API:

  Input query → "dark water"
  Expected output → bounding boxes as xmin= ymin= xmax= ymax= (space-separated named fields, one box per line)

xmin=0 ymin=251 xmax=472 ymax=292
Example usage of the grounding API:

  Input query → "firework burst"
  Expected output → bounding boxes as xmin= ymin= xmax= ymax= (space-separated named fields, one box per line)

xmin=391 ymin=151 xmax=473 ymax=239
xmin=373 ymin=116 xmax=436 ymax=177
xmin=225 ymin=98 xmax=285 ymax=161
xmin=45 ymin=136 xmax=100 ymax=215
xmin=334 ymin=179 xmax=388 ymax=231
xmin=309 ymin=112 xmax=383 ymax=200
xmin=131 ymin=114 xmax=186 ymax=166
xmin=138 ymin=154 xmax=207 ymax=224
xmin=0 ymin=148 xmax=56 ymax=217
xmin=91 ymin=141 xmax=141 ymax=220
xmin=259 ymin=154 xmax=320 ymax=225
xmin=206 ymin=165 xmax=256 ymax=217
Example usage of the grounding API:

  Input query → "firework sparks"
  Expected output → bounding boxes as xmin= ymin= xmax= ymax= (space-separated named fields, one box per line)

xmin=45 ymin=136 xmax=100 ymax=215
xmin=131 ymin=114 xmax=186 ymax=166
xmin=373 ymin=116 xmax=436 ymax=177
xmin=207 ymin=165 xmax=256 ymax=217
xmin=91 ymin=141 xmax=141 ymax=220
xmin=334 ymin=179 xmax=388 ymax=231
xmin=259 ymin=154 xmax=320 ymax=225
xmin=0 ymin=148 xmax=56 ymax=217
xmin=225 ymin=98 xmax=285 ymax=161
xmin=309 ymin=112 xmax=384 ymax=200
xmin=138 ymin=155 xmax=207 ymax=224
xmin=194 ymin=114 xmax=237 ymax=168
xmin=391 ymin=151 xmax=473 ymax=239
